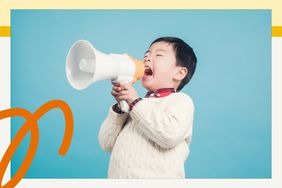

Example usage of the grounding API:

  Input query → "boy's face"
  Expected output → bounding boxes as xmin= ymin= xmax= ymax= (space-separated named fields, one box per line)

xmin=142 ymin=41 xmax=180 ymax=91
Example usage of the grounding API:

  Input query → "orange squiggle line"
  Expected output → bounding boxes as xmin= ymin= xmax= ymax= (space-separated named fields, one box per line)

xmin=0 ymin=100 xmax=74 ymax=188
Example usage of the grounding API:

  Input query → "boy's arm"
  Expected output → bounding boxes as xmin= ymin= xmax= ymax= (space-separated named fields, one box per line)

xmin=130 ymin=93 xmax=194 ymax=149
xmin=98 ymin=105 xmax=129 ymax=152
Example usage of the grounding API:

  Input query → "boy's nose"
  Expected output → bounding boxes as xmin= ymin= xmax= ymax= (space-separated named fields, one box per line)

xmin=144 ymin=57 xmax=151 ymax=64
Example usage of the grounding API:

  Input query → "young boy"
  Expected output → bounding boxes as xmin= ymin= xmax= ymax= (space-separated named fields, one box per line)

xmin=98 ymin=37 xmax=197 ymax=178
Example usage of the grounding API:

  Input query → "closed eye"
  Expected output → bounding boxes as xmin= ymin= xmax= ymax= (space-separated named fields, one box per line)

xmin=156 ymin=54 xmax=163 ymax=57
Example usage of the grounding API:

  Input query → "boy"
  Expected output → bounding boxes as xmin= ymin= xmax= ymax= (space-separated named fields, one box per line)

xmin=98 ymin=37 xmax=197 ymax=178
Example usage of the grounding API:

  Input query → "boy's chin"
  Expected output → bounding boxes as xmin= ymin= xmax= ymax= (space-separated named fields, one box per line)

xmin=141 ymin=80 xmax=154 ymax=91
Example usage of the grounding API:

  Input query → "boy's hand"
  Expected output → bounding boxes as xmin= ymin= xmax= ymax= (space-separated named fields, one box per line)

xmin=111 ymin=82 xmax=140 ymax=105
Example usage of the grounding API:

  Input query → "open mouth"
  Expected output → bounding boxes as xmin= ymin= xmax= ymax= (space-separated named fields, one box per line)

xmin=144 ymin=67 xmax=153 ymax=76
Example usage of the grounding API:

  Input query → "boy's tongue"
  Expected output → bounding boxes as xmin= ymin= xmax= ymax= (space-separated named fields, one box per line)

xmin=144 ymin=68 xmax=153 ymax=76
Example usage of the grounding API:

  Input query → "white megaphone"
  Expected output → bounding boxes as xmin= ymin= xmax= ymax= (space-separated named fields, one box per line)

xmin=66 ymin=40 xmax=144 ymax=113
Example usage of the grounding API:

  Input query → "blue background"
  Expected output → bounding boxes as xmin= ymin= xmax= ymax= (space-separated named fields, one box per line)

xmin=11 ymin=10 xmax=271 ymax=178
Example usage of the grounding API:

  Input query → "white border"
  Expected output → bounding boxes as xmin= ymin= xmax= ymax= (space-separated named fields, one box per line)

xmin=271 ymin=37 xmax=282 ymax=182
xmin=1 ymin=37 xmax=281 ymax=188
xmin=15 ymin=179 xmax=279 ymax=188
xmin=0 ymin=37 xmax=11 ymax=186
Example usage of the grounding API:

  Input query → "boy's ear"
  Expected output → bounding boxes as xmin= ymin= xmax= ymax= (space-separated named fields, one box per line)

xmin=173 ymin=67 xmax=187 ymax=81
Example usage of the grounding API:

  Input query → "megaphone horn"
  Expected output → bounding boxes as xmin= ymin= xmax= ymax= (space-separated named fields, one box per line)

xmin=66 ymin=40 xmax=144 ymax=112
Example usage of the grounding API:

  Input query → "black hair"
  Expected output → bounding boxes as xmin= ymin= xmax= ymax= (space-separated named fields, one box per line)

xmin=150 ymin=37 xmax=197 ymax=91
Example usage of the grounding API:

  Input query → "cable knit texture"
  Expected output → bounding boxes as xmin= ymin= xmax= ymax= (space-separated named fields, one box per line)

xmin=98 ymin=92 xmax=194 ymax=178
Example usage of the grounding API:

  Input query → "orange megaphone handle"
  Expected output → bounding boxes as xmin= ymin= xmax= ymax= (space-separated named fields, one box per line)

xmin=130 ymin=57 xmax=145 ymax=83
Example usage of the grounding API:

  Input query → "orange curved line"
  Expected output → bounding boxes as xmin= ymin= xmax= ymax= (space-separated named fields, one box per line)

xmin=0 ymin=108 xmax=33 ymax=175
xmin=1 ymin=121 xmax=39 ymax=188
xmin=0 ymin=108 xmax=32 ymax=120
xmin=0 ymin=108 xmax=38 ymax=188
xmin=33 ymin=100 xmax=74 ymax=155
xmin=0 ymin=100 xmax=74 ymax=188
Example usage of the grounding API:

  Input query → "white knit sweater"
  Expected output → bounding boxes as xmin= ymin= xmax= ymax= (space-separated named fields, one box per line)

xmin=98 ymin=92 xmax=194 ymax=178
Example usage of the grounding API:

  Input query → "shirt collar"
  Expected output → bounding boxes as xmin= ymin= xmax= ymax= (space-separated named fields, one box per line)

xmin=145 ymin=88 xmax=176 ymax=98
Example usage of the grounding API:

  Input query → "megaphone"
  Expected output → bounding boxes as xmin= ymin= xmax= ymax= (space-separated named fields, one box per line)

xmin=66 ymin=40 xmax=144 ymax=113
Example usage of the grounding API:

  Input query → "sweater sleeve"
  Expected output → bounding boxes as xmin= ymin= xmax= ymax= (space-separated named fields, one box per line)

xmin=98 ymin=106 xmax=129 ymax=152
xmin=129 ymin=93 xmax=194 ymax=149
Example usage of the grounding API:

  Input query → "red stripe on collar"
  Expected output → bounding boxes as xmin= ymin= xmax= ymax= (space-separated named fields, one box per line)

xmin=145 ymin=88 xmax=176 ymax=98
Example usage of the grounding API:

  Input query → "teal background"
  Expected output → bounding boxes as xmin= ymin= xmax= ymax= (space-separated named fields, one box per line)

xmin=11 ymin=10 xmax=271 ymax=178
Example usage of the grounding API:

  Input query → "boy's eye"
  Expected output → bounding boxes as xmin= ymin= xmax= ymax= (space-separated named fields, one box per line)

xmin=156 ymin=54 xmax=163 ymax=57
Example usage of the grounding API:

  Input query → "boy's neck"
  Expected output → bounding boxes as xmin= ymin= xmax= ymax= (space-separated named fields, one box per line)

xmin=145 ymin=88 xmax=176 ymax=98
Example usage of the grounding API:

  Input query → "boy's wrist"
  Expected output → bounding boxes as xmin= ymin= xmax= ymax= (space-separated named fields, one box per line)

xmin=129 ymin=97 xmax=143 ymax=111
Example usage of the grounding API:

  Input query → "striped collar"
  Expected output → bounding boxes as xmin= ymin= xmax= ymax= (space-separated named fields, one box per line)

xmin=145 ymin=88 xmax=176 ymax=98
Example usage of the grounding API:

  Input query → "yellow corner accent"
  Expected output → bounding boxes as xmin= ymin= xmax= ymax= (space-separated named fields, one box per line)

xmin=1 ymin=26 xmax=282 ymax=37
xmin=0 ymin=26 xmax=10 ymax=37
xmin=272 ymin=26 xmax=282 ymax=37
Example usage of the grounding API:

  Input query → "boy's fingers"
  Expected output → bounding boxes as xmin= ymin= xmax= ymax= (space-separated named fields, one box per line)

xmin=112 ymin=82 xmax=132 ymax=91
xmin=111 ymin=91 xmax=118 ymax=96
xmin=116 ymin=90 xmax=129 ymax=100
xmin=112 ymin=85 xmax=122 ymax=92
xmin=122 ymin=82 xmax=133 ymax=89
xmin=121 ymin=82 xmax=131 ymax=87
xmin=118 ymin=83 xmax=125 ymax=90
xmin=111 ymin=82 xmax=121 ymax=87
xmin=112 ymin=89 xmax=128 ymax=97
xmin=118 ymin=90 xmax=129 ymax=96
xmin=121 ymin=84 xmax=127 ymax=90
xmin=117 ymin=95 xmax=127 ymax=101
xmin=112 ymin=85 xmax=117 ymax=91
